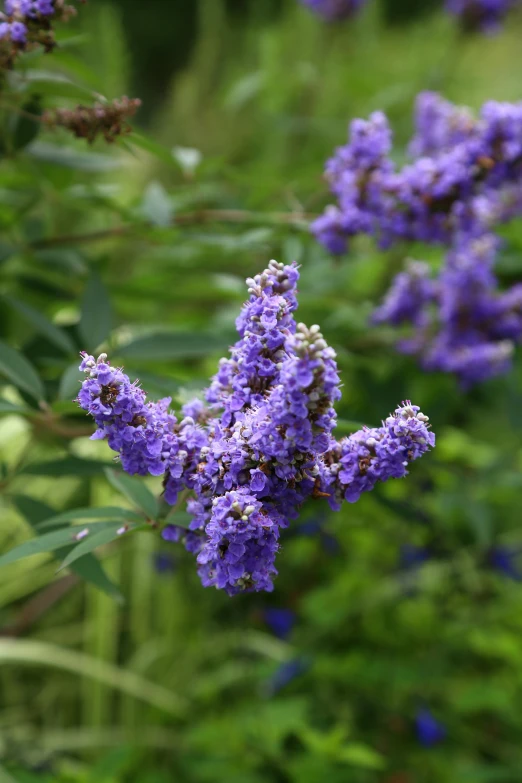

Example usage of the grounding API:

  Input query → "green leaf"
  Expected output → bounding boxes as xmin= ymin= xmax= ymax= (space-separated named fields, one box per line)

xmin=69 ymin=552 xmax=124 ymax=603
xmin=58 ymin=362 xmax=82 ymax=400
xmin=22 ymin=457 xmax=112 ymax=477
xmin=12 ymin=96 xmax=42 ymax=151
xmin=27 ymin=142 xmax=121 ymax=172
xmin=5 ymin=295 xmax=76 ymax=354
xmin=0 ymin=521 xmax=122 ymax=567
xmin=58 ymin=524 xmax=135 ymax=571
xmin=0 ymin=400 xmax=30 ymax=415
xmin=118 ymin=331 xmax=231 ymax=361
xmin=140 ymin=182 xmax=174 ymax=227
xmin=37 ymin=505 xmax=142 ymax=531
xmin=10 ymin=495 xmax=124 ymax=600
xmin=126 ymin=131 xmax=178 ymax=167
xmin=336 ymin=743 xmax=385 ymax=770
xmin=16 ymin=70 xmax=96 ymax=101
xmin=0 ymin=639 xmax=186 ymax=714
xmin=11 ymin=494 xmax=56 ymax=527
xmin=79 ymin=271 xmax=112 ymax=352
xmin=0 ymin=339 xmax=45 ymax=401
xmin=105 ymin=469 xmax=159 ymax=520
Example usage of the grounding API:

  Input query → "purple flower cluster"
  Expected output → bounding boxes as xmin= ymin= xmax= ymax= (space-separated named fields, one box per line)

xmin=320 ymin=402 xmax=435 ymax=508
xmin=0 ymin=0 xmax=81 ymax=66
xmin=314 ymin=92 xmax=522 ymax=385
xmin=445 ymin=0 xmax=517 ymax=32
xmin=78 ymin=261 xmax=434 ymax=595
xmin=299 ymin=0 xmax=366 ymax=20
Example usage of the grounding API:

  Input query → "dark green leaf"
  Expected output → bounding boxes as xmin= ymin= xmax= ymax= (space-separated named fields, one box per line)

xmin=0 ymin=401 xmax=30 ymax=415
xmin=11 ymin=494 xmax=56 ymax=528
xmin=5 ymin=295 xmax=76 ymax=354
xmin=79 ymin=272 xmax=112 ymax=352
xmin=0 ymin=521 xmax=122 ymax=567
xmin=12 ymin=96 xmax=42 ymax=151
xmin=118 ymin=332 xmax=231 ymax=361
xmin=69 ymin=552 xmax=124 ymax=603
xmin=0 ymin=339 xmax=45 ymax=401
xmin=16 ymin=70 xmax=96 ymax=101
xmin=58 ymin=524 xmax=136 ymax=571
xmin=22 ymin=457 xmax=112 ymax=477
xmin=105 ymin=469 xmax=159 ymax=520
xmin=38 ymin=506 xmax=142 ymax=531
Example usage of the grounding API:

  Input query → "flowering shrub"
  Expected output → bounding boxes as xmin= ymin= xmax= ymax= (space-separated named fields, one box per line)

xmin=77 ymin=261 xmax=435 ymax=594
xmin=313 ymin=93 xmax=522 ymax=385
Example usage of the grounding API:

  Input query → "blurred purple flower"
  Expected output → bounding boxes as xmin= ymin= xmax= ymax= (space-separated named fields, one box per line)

xmin=153 ymin=552 xmax=177 ymax=575
xmin=263 ymin=608 xmax=296 ymax=639
xmin=415 ymin=709 xmax=446 ymax=747
xmin=490 ymin=546 xmax=522 ymax=581
xmin=266 ymin=658 xmax=309 ymax=695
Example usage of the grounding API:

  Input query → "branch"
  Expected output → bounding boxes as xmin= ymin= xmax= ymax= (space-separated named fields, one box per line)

xmin=29 ymin=209 xmax=315 ymax=249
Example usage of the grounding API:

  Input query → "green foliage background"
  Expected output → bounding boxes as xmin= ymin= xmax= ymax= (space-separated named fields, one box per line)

xmin=2 ymin=1 xmax=522 ymax=781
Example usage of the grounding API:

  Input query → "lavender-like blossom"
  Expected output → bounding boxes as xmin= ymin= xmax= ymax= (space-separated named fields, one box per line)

xmin=77 ymin=261 xmax=434 ymax=595
xmin=415 ymin=709 xmax=446 ymax=747
xmin=0 ymin=0 xmax=83 ymax=67
xmin=321 ymin=402 xmax=435 ymax=507
xmin=299 ymin=0 xmax=366 ymax=21
xmin=314 ymin=93 xmax=522 ymax=384
xmin=314 ymin=94 xmax=522 ymax=252
xmin=375 ymin=236 xmax=522 ymax=386
xmin=445 ymin=0 xmax=517 ymax=32
xmin=196 ymin=490 xmax=285 ymax=595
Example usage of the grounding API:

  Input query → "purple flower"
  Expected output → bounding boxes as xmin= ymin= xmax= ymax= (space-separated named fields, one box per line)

xmin=446 ymin=0 xmax=516 ymax=32
xmin=266 ymin=658 xmax=309 ymax=695
xmin=490 ymin=546 xmax=522 ymax=581
xmin=415 ymin=709 xmax=446 ymax=747
xmin=77 ymin=261 xmax=435 ymax=595
xmin=299 ymin=0 xmax=366 ymax=20
xmin=263 ymin=608 xmax=296 ymax=639
xmin=153 ymin=552 xmax=177 ymax=574
xmin=322 ymin=402 xmax=435 ymax=507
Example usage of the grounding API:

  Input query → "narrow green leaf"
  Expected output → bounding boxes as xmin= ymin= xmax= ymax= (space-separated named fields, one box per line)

xmin=10 ymin=495 xmax=123 ymax=600
xmin=126 ymin=131 xmax=178 ymax=167
xmin=0 ymin=639 xmax=186 ymax=714
xmin=0 ymin=400 xmax=30 ymax=415
xmin=0 ymin=339 xmax=45 ymax=401
xmin=11 ymin=494 xmax=56 ymax=527
xmin=118 ymin=331 xmax=231 ymax=361
xmin=79 ymin=271 xmax=112 ymax=352
xmin=59 ymin=362 xmax=82 ymax=401
xmin=12 ymin=95 xmax=42 ymax=151
xmin=17 ymin=69 xmax=96 ymax=101
xmin=105 ymin=469 xmax=159 ymax=520
xmin=68 ymin=552 xmax=124 ymax=603
xmin=0 ymin=521 xmax=121 ymax=567
xmin=22 ymin=457 xmax=112 ymax=477
xmin=5 ymin=295 xmax=76 ymax=354
xmin=27 ymin=142 xmax=121 ymax=172
xmin=38 ymin=505 xmax=142 ymax=531
xmin=58 ymin=524 xmax=136 ymax=571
